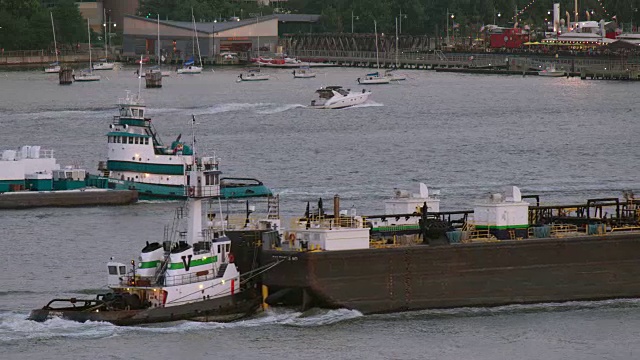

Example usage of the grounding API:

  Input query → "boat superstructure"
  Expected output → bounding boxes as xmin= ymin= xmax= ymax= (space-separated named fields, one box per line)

xmin=99 ymin=92 xmax=272 ymax=199
xmin=309 ymin=86 xmax=371 ymax=109
xmin=29 ymin=167 xmax=259 ymax=325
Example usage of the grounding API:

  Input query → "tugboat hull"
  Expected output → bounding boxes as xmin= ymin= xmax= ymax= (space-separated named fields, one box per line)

xmin=29 ymin=294 xmax=260 ymax=326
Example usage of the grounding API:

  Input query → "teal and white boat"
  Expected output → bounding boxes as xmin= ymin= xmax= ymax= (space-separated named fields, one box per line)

xmin=96 ymin=92 xmax=272 ymax=199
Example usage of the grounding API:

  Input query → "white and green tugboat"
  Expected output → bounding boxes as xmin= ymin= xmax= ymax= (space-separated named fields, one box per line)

xmin=29 ymin=162 xmax=261 ymax=325
xmin=92 ymin=92 xmax=272 ymax=199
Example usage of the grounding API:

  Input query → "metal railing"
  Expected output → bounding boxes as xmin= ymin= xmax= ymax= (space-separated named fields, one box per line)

xmin=120 ymin=269 xmax=216 ymax=287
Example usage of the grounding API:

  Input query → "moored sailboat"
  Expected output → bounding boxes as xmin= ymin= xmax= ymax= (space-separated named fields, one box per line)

xmin=177 ymin=9 xmax=203 ymax=74
xmin=92 ymin=9 xmax=115 ymax=70
xmin=358 ymin=20 xmax=389 ymax=85
xmin=44 ymin=12 xmax=61 ymax=74
xmin=74 ymin=20 xmax=101 ymax=82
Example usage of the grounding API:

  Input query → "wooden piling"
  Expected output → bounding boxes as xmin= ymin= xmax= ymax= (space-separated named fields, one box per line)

xmin=145 ymin=71 xmax=162 ymax=88
xmin=59 ymin=67 xmax=73 ymax=85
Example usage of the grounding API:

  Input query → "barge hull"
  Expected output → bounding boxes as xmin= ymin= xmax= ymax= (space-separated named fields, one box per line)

xmin=261 ymin=233 xmax=640 ymax=314
xmin=0 ymin=190 xmax=138 ymax=209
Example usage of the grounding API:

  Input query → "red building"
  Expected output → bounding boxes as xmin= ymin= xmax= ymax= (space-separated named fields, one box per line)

xmin=489 ymin=27 xmax=530 ymax=48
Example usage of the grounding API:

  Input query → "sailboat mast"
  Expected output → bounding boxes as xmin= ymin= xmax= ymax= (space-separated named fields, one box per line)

xmin=103 ymin=8 xmax=108 ymax=59
xmin=374 ymin=20 xmax=380 ymax=70
xmin=192 ymin=8 xmax=202 ymax=66
xmin=157 ymin=14 xmax=160 ymax=65
xmin=257 ymin=16 xmax=260 ymax=59
xmin=87 ymin=20 xmax=92 ymax=71
xmin=50 ymin=12 xmax=58 ymax=63
xmin=395 ymin=17 xmax=399 ymax=68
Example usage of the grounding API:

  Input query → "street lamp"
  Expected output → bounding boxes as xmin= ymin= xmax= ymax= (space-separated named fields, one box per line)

xmin=494 ymin=11 xmax=501 ymax=24
xmin=351 ymin=11 xmax=359 ymax=33
xmin=399 ymin=11 xmax=407 ymax=34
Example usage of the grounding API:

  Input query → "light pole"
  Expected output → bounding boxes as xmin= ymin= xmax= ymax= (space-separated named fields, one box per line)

xmin=494 ymin=9 xmax=501 ymax=24
xmin=399 ymin=10 xmax=407 ymax=34
xmin=351 ymin=11 xmax=359 ymax=33
xmin=446 ymin=11 xmax=454 ymax=45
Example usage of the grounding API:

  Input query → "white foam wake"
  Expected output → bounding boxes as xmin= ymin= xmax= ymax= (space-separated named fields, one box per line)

xmin=255 ymin=104 xmax=306 ymax=114
xmin=345 ymin=100 xmax=384 ymax=109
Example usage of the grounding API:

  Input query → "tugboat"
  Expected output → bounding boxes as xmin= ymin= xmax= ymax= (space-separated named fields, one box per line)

xmin=92 ymin=92 xmax=272 ymax=199
xmin=29 ymin=158 xmax=261 ymax=325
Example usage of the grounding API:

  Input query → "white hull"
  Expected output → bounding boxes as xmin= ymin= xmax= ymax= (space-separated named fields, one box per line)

xmin=358 ymin=76 xmax=390 ymax=85
xmin=92 ymin=62 xmax=115 ymax=70
xmin=74 ymin=73 xmax=101 ymax=82
xmin=294 ymin=72 xmax=316 ymax=78
xmin=177 ymin=66 xmax=202 ymax=74
xmin=310 ymin=92 xmax=371 ymax=109
xmin=538 ymin=70 xmax=566 ymax=77
xmin=44 ymin=66 xmax=60 ymax=73
xmin=238 ymin=74 xmax=270 ymax=82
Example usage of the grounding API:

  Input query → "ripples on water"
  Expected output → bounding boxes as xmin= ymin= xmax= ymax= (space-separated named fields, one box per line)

xmin=0 ymin=67 xmax=639 ymax=359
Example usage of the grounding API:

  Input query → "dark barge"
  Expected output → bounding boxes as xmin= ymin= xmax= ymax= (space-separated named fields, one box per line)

xmin=253 ymin=186 xmax=640 ymax=314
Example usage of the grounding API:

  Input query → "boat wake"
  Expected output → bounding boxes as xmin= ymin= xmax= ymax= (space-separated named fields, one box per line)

xmin=345 ymin=100 xmax=384 ymax=109
xmin=8 ymin=108 xmax=113 ymax=120
xmin=0 ymin=308 xmax=362 ymax=342
xmin=368 ymin=298 xmax=640 ymax=321
xmin=255 ymin=104 xmax=306 ymax=115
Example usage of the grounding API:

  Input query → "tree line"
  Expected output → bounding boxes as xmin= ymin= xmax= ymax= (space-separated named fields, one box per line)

xmin=0 ymin=0 xmax=89 ymax=51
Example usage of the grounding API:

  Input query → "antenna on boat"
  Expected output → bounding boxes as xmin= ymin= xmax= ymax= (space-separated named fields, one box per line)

xmin=137 ymin=55 xmax=143 ymax=99
xmin=190 ymin=114 xmax=196 ymax=166
xmin=217 ymin=196 xmax=226 ymax=235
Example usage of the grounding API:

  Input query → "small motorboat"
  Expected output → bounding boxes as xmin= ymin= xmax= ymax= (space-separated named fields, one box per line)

xmin=237 ymin=69 xmax=270 ymax=82
xmin=357 ymin=72 xmax=390 ymax=85
xmin=293 ymin=66 xmax=316 ymax=78
xmin=538 ymin=65 xmax=566 ymax=77
xmin=309 ymin=86 xmax=371 ymax=109
xmin=139 ymin=66 xmax=171 ymax=77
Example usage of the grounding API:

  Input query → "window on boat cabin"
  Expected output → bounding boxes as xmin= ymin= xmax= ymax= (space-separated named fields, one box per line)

xmin=144 ymin=138 xmax=149 ymax=145
xmin=128 ymin=137 xmax=134 ymax=144
xmin=134 ymin=137 xmax=139 ymax=145
xmin=217 ymin=245 xmax=221 ymax=253
xmin=108 ymin=266 xmax=118 ymax=275
xmin=119 ymin=266 xmax=126 ymax=275
xmin=225 ymin=244 xmax=230 ymax=252
xmin=119 ymin=107 xmax=127 ymax=117
xmin=139 ymin=109 xmax=144 ymax=118
xmin=117 ymin=136 xmax=122 ymax=143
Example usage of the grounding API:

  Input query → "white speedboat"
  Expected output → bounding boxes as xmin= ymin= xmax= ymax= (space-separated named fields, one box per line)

xmin=309 ymin=86 xmax=371 ymax=109
xmin=358 ymin=72 xmax=390 ymax=84
xmin=538 ymin=65 xmax=566 ymax=77
xmin=237 ymin=69 xmax=270 ymax=82
xmin=385 ymin=69 xmax=407 ymax=81
xmin=293 ymin=66 xmax=316 ymax=78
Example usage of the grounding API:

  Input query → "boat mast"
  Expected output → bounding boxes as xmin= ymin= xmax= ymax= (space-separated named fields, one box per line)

xmin=87 ymin=20 xmax=92 ymax=72
xmin=157 ymin=14 xmax=160 ymax=65
xmin=50 ymin=12 xmax=58 ymax=64
xmin=395 ymin=17 xmax=399 ymax=68
xmin=103 ymin=8 xmax=108 ymax=60
xmin=192 ymin=8 xmax=202 ymax=67
xmin=374 ymin=20 xmax=380 ymax=70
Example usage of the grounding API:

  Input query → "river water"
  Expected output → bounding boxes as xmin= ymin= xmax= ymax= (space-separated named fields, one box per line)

xmin=0 ymin=66 xmax=639 ymax=359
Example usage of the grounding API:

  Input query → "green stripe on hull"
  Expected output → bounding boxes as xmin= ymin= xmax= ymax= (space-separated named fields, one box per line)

xmin=107 ymin=160 xmax=184 ymax=175
xmin=168 ymin=256 xmax=216 ymax=270
xmin=372 ymin=225 xmax=420 ymax=232
xmin=475 ymin=224 xmax=529 ymax=230
xmin=139 ymin=260 xmax=160 ymax=269
xmin=0 ymin=180 xmax=25 ymax=192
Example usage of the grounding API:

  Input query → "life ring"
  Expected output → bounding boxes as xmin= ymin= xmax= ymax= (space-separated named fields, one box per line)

xmin=288 ymin=232 xmax=296 ymax=243
xmin=228 ymin=253 xmax=235 ymax=263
